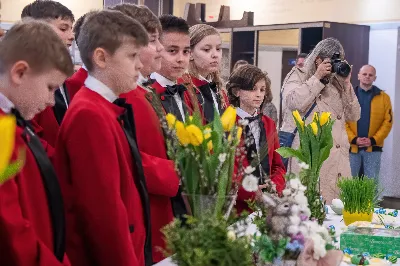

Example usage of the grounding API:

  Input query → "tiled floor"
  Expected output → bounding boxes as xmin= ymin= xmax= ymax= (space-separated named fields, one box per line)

xmin=381 ymin=197 xmax=400 ymax=210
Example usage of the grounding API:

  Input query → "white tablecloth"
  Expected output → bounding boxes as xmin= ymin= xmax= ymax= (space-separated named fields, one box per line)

xmin=155 ymin=206 xmax=400 ymax=266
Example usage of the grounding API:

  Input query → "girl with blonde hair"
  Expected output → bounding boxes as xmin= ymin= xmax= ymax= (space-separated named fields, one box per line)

xmin=180 ymin=24 xmax=229 ymax=123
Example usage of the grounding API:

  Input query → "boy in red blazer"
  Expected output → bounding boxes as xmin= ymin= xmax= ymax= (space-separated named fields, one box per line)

xmin=148 ymin=15 xmax=191 ymax=221
xmin=65 ymin=12 xmax=92 ymax=101
xmin=0 ymin=20 xmax=74 ymax=266
xmin=226 ymin=64 xmax=286 ymax=214
xmin=110 ymin=4 xmax=180 ymax=263
xmin=21 ymin=0 xmax=75 ymax=147
xmin=54 ymin=10 xmax=152 ymax=266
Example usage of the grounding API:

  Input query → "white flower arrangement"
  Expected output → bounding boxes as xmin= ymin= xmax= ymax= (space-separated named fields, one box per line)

xmin=252 ymin=177 xmax=336 ymax=263
xmin=242 ymin=174 xmax=258 ymax=192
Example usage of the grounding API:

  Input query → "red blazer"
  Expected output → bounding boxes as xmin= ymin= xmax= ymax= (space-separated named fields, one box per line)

xmin=178 ymin=75 xmax=229 ymax=124
xmin=0 ymin=111 xmax=70 ymax=266
xmin=65 ymin=67 xmax=88 ymax=102
xmin=32 ymin=106 xmax=60 ymax=147
xmin=55 ymin=88 xmax=148 ymax=266
xmin=120 ymin=85 xmax=180 ymax=263
xmin=235 ymin=115 xmax=286 ymax=214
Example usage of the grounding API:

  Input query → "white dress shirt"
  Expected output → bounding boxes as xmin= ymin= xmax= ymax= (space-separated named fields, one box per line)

xmin=199 ymin=75 xmax=219 ymax=114
xmin=84 ymin=75 xmax=118 ymax=103
xmin=236 ymin=107 xmax=261 ymax=151
xmin=150 ymin=72 xmax=185 ymax=122
xmin=0 ymin=92 xmax=15 ymax=114
xmin=58 ymin=85 xmax=69 ymax=108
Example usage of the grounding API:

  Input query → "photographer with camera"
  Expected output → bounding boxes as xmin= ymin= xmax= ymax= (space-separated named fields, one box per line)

xmin=279 ymin=38 xmax=360 ymax=204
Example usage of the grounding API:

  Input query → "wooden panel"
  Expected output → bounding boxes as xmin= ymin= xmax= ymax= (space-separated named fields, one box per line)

xmin=323 ymin=22 xmax=370 ymax=86
xmin=258 ymin=29 xmax=299 ymax=46
xmin=220 ymin=32 xmax=231 ymax=43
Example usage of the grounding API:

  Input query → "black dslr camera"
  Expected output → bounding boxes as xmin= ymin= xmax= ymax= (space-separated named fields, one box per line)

xmin=331 ymin=52 xmax=351 ymax=77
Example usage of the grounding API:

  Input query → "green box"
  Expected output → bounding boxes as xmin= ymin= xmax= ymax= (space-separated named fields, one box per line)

xmin=340 ymin=227 xmax=400 ymax=256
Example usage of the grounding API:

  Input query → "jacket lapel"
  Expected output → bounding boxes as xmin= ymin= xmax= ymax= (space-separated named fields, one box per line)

xmin=20 ymin=124 xmax=66 ymax=262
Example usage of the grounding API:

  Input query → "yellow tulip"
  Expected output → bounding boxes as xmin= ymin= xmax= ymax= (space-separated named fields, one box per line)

xmin=228 ymin=127 xmax=242 ymax=142
xmin=175 ymin=121 xmax=190 ymax=146
xmin=320 ymin=112 xmax=331 ymax=126
xmin=313 ymin=112 xmax=319 ymax=122
xmin=204 ymin=127 xmax=212 ymax=140
xmin=207 ymin=140 xmax=213 ymax=151
xmin=310 ymin=122 xmax=318 ymax=135
xmin=186 ymin=125 xmax=204 ymax=146
xmin=236 ymin=127 xmax=243 ymax=141
xmin=220 ymin=106 xmax=236 ymax=132
xmin=0 ymin=115 xmax=16 ymax=175
xmin=292 ymin=110 xmax=304 ymax=129
xmin=166 ymin=113 xmax=176 ymax=129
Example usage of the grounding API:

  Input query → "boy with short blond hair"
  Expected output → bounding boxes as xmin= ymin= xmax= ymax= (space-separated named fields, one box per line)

xmin=54 ymin=9 xmax=152 ymax=266
xmin=0 ymin=20 xmax=73 ymax=266
xmin=110 ymin=4 xmax=180 ymax=263
xmin=21 ymin=0 xmax=75 ymax=147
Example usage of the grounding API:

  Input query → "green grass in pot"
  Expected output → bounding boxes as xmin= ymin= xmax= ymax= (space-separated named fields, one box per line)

xmin=337 ymin=176 xmax=380 ymax=214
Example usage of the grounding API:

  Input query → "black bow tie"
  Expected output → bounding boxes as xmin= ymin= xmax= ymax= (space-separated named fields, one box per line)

xmin=165 ymin=84 xmax=187 ymax=96
xmin=209 ymin=82 xmax=217 ymax=93
xmin=113 ymin=98 xmax=128 ymax=107
xmin=142 ymin=78 xmax=156 ymax=87
xmin=245 ymin=114 xmax=262 ymax=123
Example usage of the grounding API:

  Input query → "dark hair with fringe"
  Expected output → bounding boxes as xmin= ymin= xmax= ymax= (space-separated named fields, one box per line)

xmin=21 ymin=0 xmax=74 ymax=22
xmin=226 ymin=64 xmax=271 ymax=107
xmin=159 ymin=14 xmax=189 ymax=34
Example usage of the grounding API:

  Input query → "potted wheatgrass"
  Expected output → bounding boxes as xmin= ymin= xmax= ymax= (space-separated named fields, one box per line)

xmin=337 ymin=176 xmax=379 ymax=226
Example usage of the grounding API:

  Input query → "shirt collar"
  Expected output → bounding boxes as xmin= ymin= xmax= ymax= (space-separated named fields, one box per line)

xmin=150 ymin=72 xmax=175 ymax=87
xmin=236 ymin=107 xmax=258 ymax=119
xmin=199 ymin=75 xmax=211 ymax=83
xmin=0 ymin=92 xmax=15 ymax=114
xmin=84 ymin=75 xmax=118 ymax=103
xmin=82 ymin=64 xmax=88 ymax=71
xmin=138 ymin=72 xmax=148 ymax=86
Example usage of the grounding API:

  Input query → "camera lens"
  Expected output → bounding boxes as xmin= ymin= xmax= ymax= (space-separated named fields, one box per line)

xmin=333 ymin=61 xmax=351 ymax=77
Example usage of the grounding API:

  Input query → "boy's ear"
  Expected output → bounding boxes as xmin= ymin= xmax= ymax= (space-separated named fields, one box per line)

xmin=10 ymin=61 xmax=29 ymax=85
xmin=93 ymin=47 xmax=107 ymax=69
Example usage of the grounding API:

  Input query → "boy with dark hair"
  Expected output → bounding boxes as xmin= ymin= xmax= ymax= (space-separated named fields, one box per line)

xmin=149 ymin=13 xmax=191 ymax=224
xmin=54 ymin=9 xmax=152 ymax=266
xmin=65 ymin=11 xmax=96 ymax=101
xmin=21 ymin=0 xmax=75 ymax=147
xmin=0 ymin=20 xmax=73 ymax=266
xmin=110 ymin=4 xmax=180 ymax=263
xmin=150 ymin=14 xmax=191 ymax=122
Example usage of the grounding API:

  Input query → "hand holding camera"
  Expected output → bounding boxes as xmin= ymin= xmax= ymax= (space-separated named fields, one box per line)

xmin=314 ymin=58 xmax=332 ymax=80
xmin=315 ymin=52 xmax=352 ymax=85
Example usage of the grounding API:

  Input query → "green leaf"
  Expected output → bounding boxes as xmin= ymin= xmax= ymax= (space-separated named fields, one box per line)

xmin=319 ymin=145 xmax=331 ymax=167
xmin=276 ymin=147 xmax=306 ymax=162
xmin=0 ymin=149 xmax=25 ymax=185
